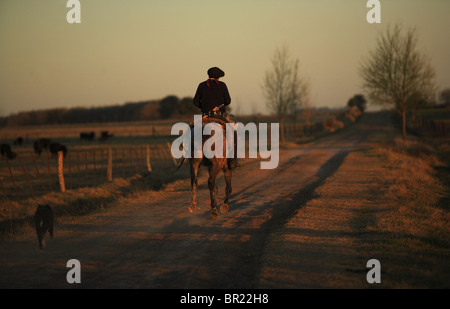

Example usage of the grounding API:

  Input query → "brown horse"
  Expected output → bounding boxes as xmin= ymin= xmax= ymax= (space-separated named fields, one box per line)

xmin=186 ymin=117 xmax=232 ymax=218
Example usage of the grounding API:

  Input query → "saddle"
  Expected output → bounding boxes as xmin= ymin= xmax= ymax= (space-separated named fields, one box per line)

xmin=189 ymin=115 xmax=229 ymax=130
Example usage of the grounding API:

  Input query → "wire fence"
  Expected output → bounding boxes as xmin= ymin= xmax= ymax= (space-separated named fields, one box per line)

xmin=408 ymin=114 xmax=450 ymax=137
xmin=0 ymin=143 xmax=177 ymax=201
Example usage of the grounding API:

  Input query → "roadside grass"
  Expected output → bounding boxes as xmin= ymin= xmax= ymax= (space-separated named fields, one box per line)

xmin=0 ymin=165 xmax=192 ymax=242
xmin=371 ymin=133 xmax=450 ymax=288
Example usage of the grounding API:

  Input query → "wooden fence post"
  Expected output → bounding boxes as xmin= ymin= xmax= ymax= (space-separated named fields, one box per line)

xmin=77 ymin=153 xmax=81 ymax=189
xmin=68 ymin=154 xmax=73 ymax=190
xmin=107 ymin=146 xmax=113 ymax=182
xmin=140 ymin=147 xmax=145 ymax=173
xmin=121 ymin=150 xmax=125 ymax=178
xmin=134 ymin=148 xmax=138 ymax=174
xmin=93 ymin=151 xmax=97 ymax=186
xmin=58 ymin=151 xmax=66 ymax=192
xmin=113 ymin=149 xmax=117 ymax=179
xmin=85 ymin=152 xmax=88 ymax=187
xmin=146 ymin=145 xmax=152 ymax=173
xmin=101 ymin=150 xmax=104 ymax=181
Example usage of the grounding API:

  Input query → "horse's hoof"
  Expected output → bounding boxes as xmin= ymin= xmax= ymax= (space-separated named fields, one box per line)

xmin=220 ymin=203 xmax=229 ymax=213
xmin=189 ymin=203 xmax=196 ymax=213
xmin=210 ymin=209 xmax=218 ymax=219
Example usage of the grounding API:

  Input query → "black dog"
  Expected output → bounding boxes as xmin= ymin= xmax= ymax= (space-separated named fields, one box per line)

xmin=34 ymin=205 xmax=54 ymax=249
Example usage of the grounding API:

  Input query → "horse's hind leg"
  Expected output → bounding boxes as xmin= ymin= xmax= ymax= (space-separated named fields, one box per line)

xmin=189 ymin=160 xmax=200 ymax=213
xmin=220 ymin=167 xmax=231 ymax=214
xmin=208 ymin=166 xmax=219 ymax=218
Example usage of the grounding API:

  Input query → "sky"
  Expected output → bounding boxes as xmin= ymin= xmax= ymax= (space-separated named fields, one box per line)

xmin=0 ymin=0 xmax=449 ymax=117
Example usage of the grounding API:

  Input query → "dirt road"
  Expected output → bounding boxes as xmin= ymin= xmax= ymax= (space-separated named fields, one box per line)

xmin=0 ymin=113 xmax=391 ymax=289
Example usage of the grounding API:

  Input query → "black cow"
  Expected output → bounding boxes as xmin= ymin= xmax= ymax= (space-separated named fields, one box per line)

xmin=80 ymin=132 xmax=95 ymax=141
xmin=99 ymin=131 xmax=114 ymax=142
xmin=1 ymin=143 xmax=17 ymax=160
xmin=33 ymin=138 xmax=52 ymax=157
xmin=40 ymin=138 xmax=52 ymax=149
xmin=0 ymin=143 xmax=10 ymax=157
xmin=33 ymin=140 xmax=43 ymax=156
xmin=49 ymin=142 xmax=67 ymax=158
xmin=13 ymin=137 xmax=24 ymax=146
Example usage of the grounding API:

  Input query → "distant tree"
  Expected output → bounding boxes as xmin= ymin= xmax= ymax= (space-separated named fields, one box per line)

xmin=261 ymin=45 xmax=310 ymax=142
xmin=347 ymin=94 xmax=367 ymax=112
xmin=158 ymin=95 xmax=179 ymax=119
xmin=139 ymin=102 xmax=160 ymax=120
xmin=6 ymin=112 xmax=31 ymax=126
xmin=178 ymin=97 xmax=198 ymax=115
xmin=46 ymin=108 xmax=68 ymax=124
xmin=359 ymin=24 xmax=436 ymax=139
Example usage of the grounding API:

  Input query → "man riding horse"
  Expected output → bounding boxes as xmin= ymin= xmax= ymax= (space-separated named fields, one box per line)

xmin=193 ymin=67 xmax=238 ymax=169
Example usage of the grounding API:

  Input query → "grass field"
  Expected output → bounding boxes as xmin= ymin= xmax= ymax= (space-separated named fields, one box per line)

xmin=370 ymin=133 xmax=450 ymax=287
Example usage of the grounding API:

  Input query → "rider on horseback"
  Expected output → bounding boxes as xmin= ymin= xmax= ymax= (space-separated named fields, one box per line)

xmin=193 ymin=67 xmax=239 ymax=169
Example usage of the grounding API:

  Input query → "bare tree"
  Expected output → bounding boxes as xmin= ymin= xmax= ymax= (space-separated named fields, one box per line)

xmin=262 ymin=45 xmax=310 ymax=142
xmin=347 ymin=94 xmax=367 ymax=112
xmin=359 ymin=24 xmax=436 ymax=139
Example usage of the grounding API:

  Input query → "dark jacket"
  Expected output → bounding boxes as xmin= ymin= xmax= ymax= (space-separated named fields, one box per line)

xmin=193 ymin=79 xmax=231 ymax=114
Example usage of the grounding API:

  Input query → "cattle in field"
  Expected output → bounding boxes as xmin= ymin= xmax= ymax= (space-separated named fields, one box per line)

xmin=33 ymin=141 xmax=43 ymax=156
xmin=99 ymin=131 xmax=114 ymax=142
xmin=14 ymin=137 xmax=24 ymax=146
xmin=1 ymin=143 xmax=17 ymax=160
xmin=33 ymin=138 xmax=52 ymax=156
xmin=40 ymin=138 xmax=52 ymax=148
xmin=80 ymin=131 xmax=95 ymax=141
xmin=49 ymin=142 xmax=67 ymax=158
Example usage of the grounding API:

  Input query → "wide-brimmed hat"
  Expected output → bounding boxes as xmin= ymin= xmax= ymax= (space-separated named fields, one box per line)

xmin=207 ymin=67 xmax=225 ymax=78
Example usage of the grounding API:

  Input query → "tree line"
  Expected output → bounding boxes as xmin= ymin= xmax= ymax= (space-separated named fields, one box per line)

xmin=0 ymin=96 xmax=198 ymax=127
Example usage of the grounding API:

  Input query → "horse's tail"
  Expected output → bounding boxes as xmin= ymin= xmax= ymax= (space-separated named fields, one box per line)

xmin=176 ymin=157 xmax=185 ymax=171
